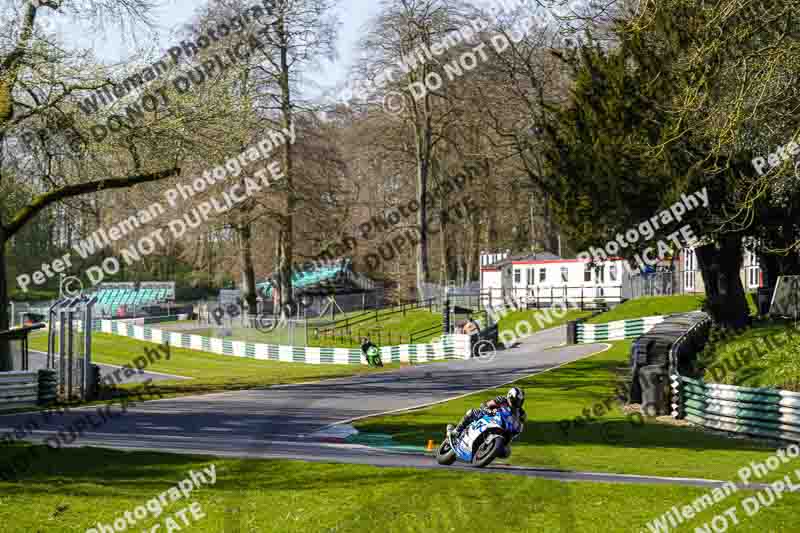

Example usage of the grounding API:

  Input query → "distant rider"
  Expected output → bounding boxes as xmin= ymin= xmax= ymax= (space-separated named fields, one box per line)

xmin=360 ymin=337 xmax=382 ymax=367
xmin=462 ymin=314 xmax=480 ymax=336
xmin=449 ymin=387 xmax=526 ymax=440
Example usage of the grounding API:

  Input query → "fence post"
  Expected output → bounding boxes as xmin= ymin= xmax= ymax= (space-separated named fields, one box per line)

xmin=567 ymin=320 xmax=577 ymax=344
xmin=566 ymin=320 xmax=578 ymax=344
xmin=442 ymin=298 xmax=451 ymax=335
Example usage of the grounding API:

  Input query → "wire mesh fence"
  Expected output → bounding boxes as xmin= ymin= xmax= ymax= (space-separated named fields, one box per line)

xmin=622 ymin=270 xmax=703 ymax=299
xmin=188 ymin=315 xmax=311 ymax=347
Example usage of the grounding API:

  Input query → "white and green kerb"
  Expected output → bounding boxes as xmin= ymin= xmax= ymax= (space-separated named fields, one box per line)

xmin=576 ymin=316 xmax=665 ymax=343
xmin=96 ymin=320 xmax=471 ymax=365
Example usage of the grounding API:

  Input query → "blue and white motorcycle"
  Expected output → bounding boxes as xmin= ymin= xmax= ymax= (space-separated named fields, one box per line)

xmin=437 ymin=406 xmax=524 ymax=468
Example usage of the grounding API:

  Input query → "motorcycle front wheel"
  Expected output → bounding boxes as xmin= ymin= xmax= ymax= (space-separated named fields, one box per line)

xmin=436 ymin=439 xmax=457 ymax=465
xmin=472 ymin=436 xmax=506 ymax=468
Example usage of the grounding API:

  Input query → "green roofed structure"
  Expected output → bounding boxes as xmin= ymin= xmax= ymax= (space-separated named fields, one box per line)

xmin=256 ymin=259 xmax=378 ymax=298
xmin=93 ymin=282 xmax=175 ymax=318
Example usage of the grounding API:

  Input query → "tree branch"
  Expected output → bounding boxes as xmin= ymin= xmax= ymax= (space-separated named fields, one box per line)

xmin=4 ymin=167 xmax=180 ymax=238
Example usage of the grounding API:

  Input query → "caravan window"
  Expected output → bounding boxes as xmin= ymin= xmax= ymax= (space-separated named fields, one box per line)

xmin=526 ymin=268 xmax=535 ymax=286
xmin=584 ymin=265 xmax=592 ymax=282
xmin=539 ymin=268 xmax=546 ymax=283
xmin=561 ymin=267 xmax=569 ymax=283
xmin=514 ymin=268 xmax=521 ymax=284
xmin=609 ymin=265 xmax=617 ymax=282
xmin=684 ymin=249 xmax=696 ymax=290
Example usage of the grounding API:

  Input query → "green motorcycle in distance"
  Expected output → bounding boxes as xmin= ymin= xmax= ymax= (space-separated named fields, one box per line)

xmin=366 ymin=345 xmax=383 ymax=367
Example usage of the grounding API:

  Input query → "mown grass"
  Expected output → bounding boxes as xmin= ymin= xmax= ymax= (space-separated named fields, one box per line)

xmin=28 ymin=332 xmax=400 ymax=397
xmin=304 ymin=308 xmax=441 ymax=348
xmin=586 ymin=294 xmax=704 ymax=324
xmin=0 ymin=444 xmax=797 ymax=532
xmin=699 ymin=319 xmax=800 ymax=390
xmin=166 ymin=308 xmax=443 ymax=349
xmin=355 ymin=340 xmax=798 ymax=482
xmin=496 ymin=309 xmax=592 ymax=341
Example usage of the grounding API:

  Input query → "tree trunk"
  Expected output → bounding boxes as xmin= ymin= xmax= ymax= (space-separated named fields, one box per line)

xmin=277 ymin=12 xmax=294 ymax=320
xmin=0 ymin=231 xmax=11 ymax=371
xmin=759 ymin=253 xmax=780 ymax=293
xmin=484 ymin=158 xmax=498 ymax=246
xmin=758 ymin=251 xmax=800 ymax=293
xmin=416 ymin=156 xmax=429 ymax=299
xmin=239 ymin=223 xmax=258 ymax=318
xmin=466 ymin=207 xmax=480 ymax=282
xmin=695 ymin=236 xmax=750 ymax=329
xmin=438 ymin=204 xmax=452 ymax=285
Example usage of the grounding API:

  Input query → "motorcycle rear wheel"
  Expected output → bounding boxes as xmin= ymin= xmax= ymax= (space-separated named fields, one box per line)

xmin=436 ymin=439 xmax=457 ymax=465
xmin=472 ymin=436 xmax=505 ymax=468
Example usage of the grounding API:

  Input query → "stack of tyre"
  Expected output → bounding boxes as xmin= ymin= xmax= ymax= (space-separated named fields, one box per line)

xmin=629 ymin=312 xmax=710 ymax=415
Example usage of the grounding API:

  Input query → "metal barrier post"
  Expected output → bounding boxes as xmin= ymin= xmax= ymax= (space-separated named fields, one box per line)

xmin=58 ymin=306 xmax=66 ymax=395
xmin=67 ymin=305 xmax=75 ymax=400
xmin=84 ymin=296 xmax=96 ymax=398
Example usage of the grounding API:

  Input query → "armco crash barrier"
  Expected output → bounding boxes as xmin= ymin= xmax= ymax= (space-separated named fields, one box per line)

xmin=629 ymin=312 xmax=710 ymax=414
xmin=0 ymin=371 xmax=39 ymax=412
xmin=576 ymin=315 xmax=666 ymax=343
xmin=95 ymin=320 xmax=471 ymax=364
xmin=672 ymin=375 xmax=800 ymax=443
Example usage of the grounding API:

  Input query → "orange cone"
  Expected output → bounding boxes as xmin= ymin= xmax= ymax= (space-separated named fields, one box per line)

xmin=426 ymin=439 xmax=435 ymax=451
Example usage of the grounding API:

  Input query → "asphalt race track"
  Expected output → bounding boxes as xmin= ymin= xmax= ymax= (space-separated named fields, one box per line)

xmin=0 ymin=327 xmax=759 ymax=490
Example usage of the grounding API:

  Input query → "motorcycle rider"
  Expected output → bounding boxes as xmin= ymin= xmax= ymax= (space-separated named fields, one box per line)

xmin=360 ymin=337 xmax=382 ymax=367
xmin=448 ymin=387 xmax=526 ymax=440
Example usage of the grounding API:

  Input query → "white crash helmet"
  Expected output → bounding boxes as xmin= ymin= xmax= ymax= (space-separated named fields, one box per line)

xmin=507 ymin=387 xmax=525 ymax=408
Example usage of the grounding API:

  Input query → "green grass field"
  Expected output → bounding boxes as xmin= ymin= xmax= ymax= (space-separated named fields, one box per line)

xmin=496 ymin=309 xmax=592 ymax=340
xmin=700 ymin=319 xmax=800 ymax=390
xmin=355 ymin=340 xmax=797 ymax=482
xmin=586 ymin=294 xmax=704 ymax=323
xmin=14 ymin=298 xmax=800 ymax=530
xmin=28 ymin=332 xmax=399 ymax=397
xmin=179 ymin=324 xmax=313 ymax=346
xmin=0 ymin=444 xmax=796 ymax=532
xmin=169 ymin=308 xmax=443 ymax=349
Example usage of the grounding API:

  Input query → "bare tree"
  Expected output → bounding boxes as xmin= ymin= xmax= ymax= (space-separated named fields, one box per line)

xmin=0 ymin=0 xmax=187 ymax=369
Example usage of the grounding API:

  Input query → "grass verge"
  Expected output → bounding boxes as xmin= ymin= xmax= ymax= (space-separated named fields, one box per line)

xmin=153 ymin=309 xmax=442 ymax=349
xmin=496 ymin=309 xmax=592 ymax=339
xmin=699 ymin=319 xmax=800 ymax=390
xmin=29 ymin=332 xmax=400 ymax=397
xmin=587 ymin=294 xmax=704 ymax=324
xmin=355 ymin=340 xmax=798 ymax=482
xmin=0 ymin=445 xmax=797 ymax=532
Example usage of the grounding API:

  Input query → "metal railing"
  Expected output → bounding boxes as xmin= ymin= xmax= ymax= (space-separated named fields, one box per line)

xmin=623 ymin=269 xmax=704 ymax=299
xmin=47 ymin=295 xmax=97 ymax=401
xmin=482 ymin=286 xmax=620 ymax=310
xmin=314 ymin=299 xmax=437 ymax=336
